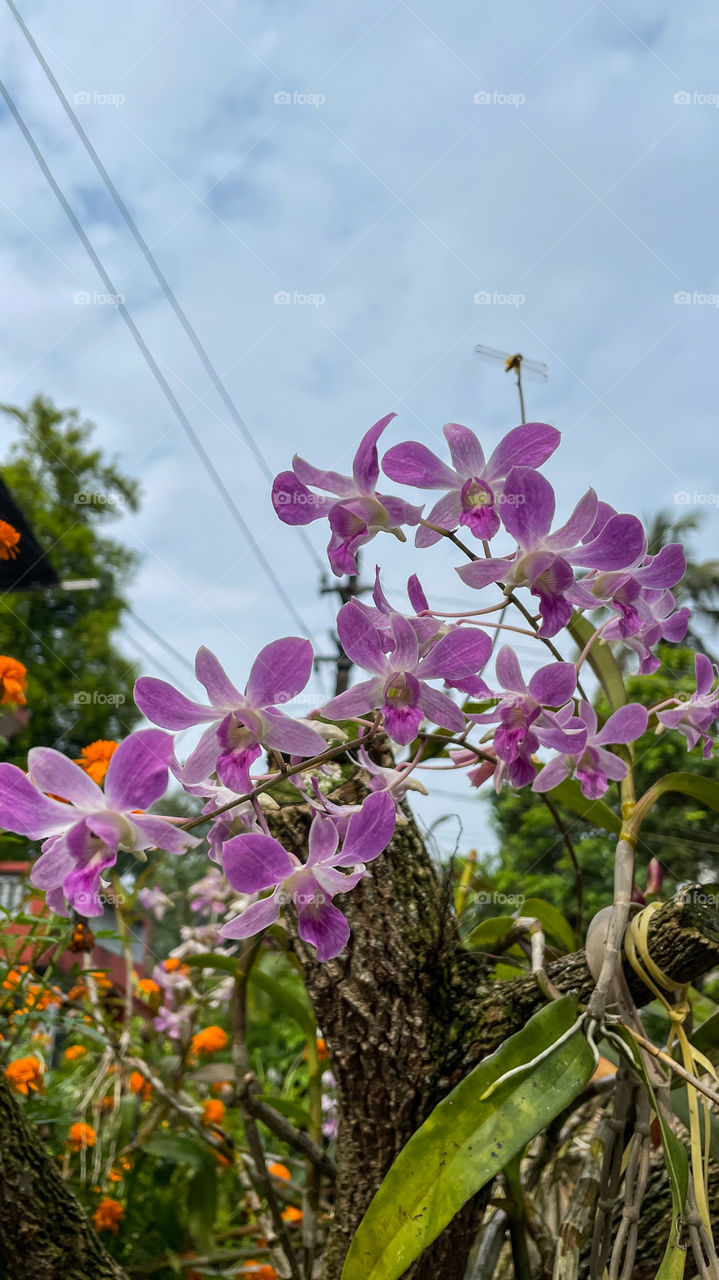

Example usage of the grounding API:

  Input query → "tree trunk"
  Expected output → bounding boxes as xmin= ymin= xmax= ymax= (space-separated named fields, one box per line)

xmin=0 ymin=1073 xmax=128 ymax=1280
xmin=274 ymin=796 xmax=719 ymax=1280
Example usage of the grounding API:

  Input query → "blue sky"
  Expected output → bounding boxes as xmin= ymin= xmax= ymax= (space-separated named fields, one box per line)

xmin=1 ymin=0 xmax=717 ymax=855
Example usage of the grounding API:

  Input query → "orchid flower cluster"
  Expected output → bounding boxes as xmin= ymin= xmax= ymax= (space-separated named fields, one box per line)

xmin=0 ymin=414 xmax=717 ymax=962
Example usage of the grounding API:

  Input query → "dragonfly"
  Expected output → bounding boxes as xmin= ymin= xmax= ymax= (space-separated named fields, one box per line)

xmin=474 ymin=345 xmax=549 ymax=422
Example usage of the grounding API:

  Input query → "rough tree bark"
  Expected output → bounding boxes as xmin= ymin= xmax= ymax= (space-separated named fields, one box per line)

xmin=2 ymin=797 xmax=717 ymax=1280
xmin=273 ymin=794 xmax=719 ymax=1280
xmin=0 ymin=1072 xmax=128 ymax=1280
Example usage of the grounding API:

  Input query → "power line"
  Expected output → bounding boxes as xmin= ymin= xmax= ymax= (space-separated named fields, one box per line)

xmin=121 ymin=629 xmax=196 ymax=700
xmin=0 ymin=75 xmax=317 ymax=643
xmin=5 ymin=0 xmax=326 ymax=579
xmin=127 ymin=608 xmax=196 ymax=675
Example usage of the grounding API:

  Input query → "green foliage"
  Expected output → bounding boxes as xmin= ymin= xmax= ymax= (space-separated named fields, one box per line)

xmin=0 ymin=395 xmax=142 ymax=767
xmin=342 ymin=996 xmax=594 ymax=1280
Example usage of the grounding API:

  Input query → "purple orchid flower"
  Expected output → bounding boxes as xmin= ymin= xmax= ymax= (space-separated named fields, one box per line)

xmin=533 ymin=700 xmax=648 ymax=799
xmin=134 ymin=640 xmax=327 ymax=793
xmin=382 ymin=421 xmax=560 ymax=545
xmin=220 ymin=791 xmax=396 ymax=961
xmin=138 ymin=886 xmax=174 ymax=922
xmin=272 ymin=414 xmax=423 ymax=576
xmin=469 ymin=647 xmax=579 ymax=788
xmin=657 ymin=653 xmax=719 ymax=757
xmin=0 ymin=730 xmax=197 ymax=917
xmin=571 ymin=542 xmax=686 ymax=638
xmin=602 ymin=588 xmax=690 ymax=675
xmin=321 ymin=602 xmax=492 ymax=745
xmin=457 ymin=469 xmax=645 ymax=637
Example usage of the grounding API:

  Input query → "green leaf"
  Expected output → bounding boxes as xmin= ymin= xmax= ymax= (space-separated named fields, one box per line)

xmin=691 ymin=1009 xmax=719 ymax=1061
xmin=144 ymin=1133 xmax=207 ymax=1169
xmin=636 ymin=772 xmax=719 ymax=823
xmin=519 ymin=898 xmax=576 ymax=953
xmin=341 ymin=996 xmax=594 ymax=1280
xmin=568 ymin=613 xmax=626 ymax=710
xmin=464 ymin=916 xmax=515 ymax=950
xmin=249 ymin=969 xmax=316 ymax=1038
xmin=183 ymin=952 xmax=239 ymax=975
xmin=549 ymin=777 xmax=622 ymax=836
xmin=187 ymin=1160 xmax=217 ymax=1252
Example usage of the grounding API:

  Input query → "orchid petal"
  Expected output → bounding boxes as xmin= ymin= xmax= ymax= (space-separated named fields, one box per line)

xmin=195 ymin=647 xmax=243 ymax=708
xmin=382 ymin=441 xmax=457 ymax=490
xmin=500 ymin=469 xmax=555 ymax=546
xmin=353 ymin=413 xmax=396 ymax=492
xmin=245 ymin=637 xmax=314 ymax=708
xmin=443 ymin=423 xmax=486 ymax=477
xmin=272 ymin=471 xmax=335 ymax=523
xmin=528 ymin=663 xmax=577 ymax=707
xmin=27 ymin=748 xmax=104 ymax=809
xmin=297 ymin=899 xmax=350 ymax=961
xmin=221 ymin=892 xmax=281 ymax=939
xmin=532 ymin=756 xmax=572 ymax=792
xmin=0 ymin=766 xmax=71 ymax=839
xmin=104 ymin=730 xmax=173 ymax=811
xmin=223 ymin=833 xmax=295 ymax=893
xmin=417 ymin=627 xmax=491 ymax=681
xmin=485 ymin=423 xmax=560 ymax=479
xmin=134 ymin=677 xmax=216 ymax=730
xmin=338 ymin=790 xmax=396 ymax=865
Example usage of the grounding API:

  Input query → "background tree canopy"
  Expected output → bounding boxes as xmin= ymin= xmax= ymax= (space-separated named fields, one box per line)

xmin=0 ymin=395 xmax=142 ymax=766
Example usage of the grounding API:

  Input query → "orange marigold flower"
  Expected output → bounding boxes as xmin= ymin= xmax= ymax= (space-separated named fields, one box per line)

xmin=2 ymin=965 xmax=28 ymax=990
xmin=281 ymin=1206 xmax=302 ymax=1224
xmin=67 ymin=982 xmax=88 ymax=1002
xmin=93 ymin=1198 xmax=124 ymax=1233
xmin=316 ymin=1037 xmax=328 ymax=1060
xmin=190 ymin=1025 xmax=228 ymax=1056
xmin=4 ymin=1055 xmax=43 ymax=1095
xmin=100 ymin=1093 xmax=115 ymax=1110
xmin=68 ymin=1122 xmax=96 ymax=1152
xmin=268 ymin=1162 xmax=291 ymax=1181
xmin=163 ymin=956 xmax=182 ymax=972
xmin=201 ymin=1098 xmax=225 ymax=1126
xmin=241 ymin=1264 xmax=278 ymax=1279
xmin=0 ymin=520 xmax=20 ymax=560
xmin=64 ymin=1044 xmax=88 ymax=1062
xmin=128 ymin=1071 xmax=151 ymax=1100
xmin=0 ymin=655 xmax=27 ymax=706
xmin=136 ymin=977 xmax=161 ymax=999
xmin=211 ymin=1080 xmax=232 ymax=1095
xmin=215 ymin=1151 xmax=232 ymax=1168
xmin=74 ymin=740 xmax=118 ymax=784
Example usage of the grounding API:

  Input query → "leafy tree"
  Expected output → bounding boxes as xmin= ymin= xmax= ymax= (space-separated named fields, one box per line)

xmin=0 ymin=395 xmax=142 ymax=766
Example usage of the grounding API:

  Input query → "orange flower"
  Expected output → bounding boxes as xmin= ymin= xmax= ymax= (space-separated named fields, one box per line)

xmin=2 ymin=965 xmax=28 ymax=990
xmin=100 ymin=1093 xmax=115 ymax=1111
xmin=93 ymin=1198 xmax=124 ymax=1233
xmin=190 ymin=1026 xmax=228 ymax=1056
xmin=240 ymin=1264 xmax=278 ymax=1279
xmin=64 ymin=1044 xmax=88 ymax=1062
xmin=136 ymin=977 xmax=161 ymax=999
xmin=201 ymin=1098 xmax=225 ymax=1126
xmin=0 ymin=520 xmax=20 ymax=560
xmin=68 ymin=1122 xmax=96 ymax=1152
xmin=0 ymin=656 xmax=27 ymax=706
xmin=281 ymin=1206 xmax=302 ymax=1224
xmin=4 ymin=1055 xmax=43 ymax=1095
xmin=211 ymin=1080 xmax=232 ymax=1095
xmin=268 ymin=1162 xmax=291 ymax=1181
xmin=74 ymin=740 xmax=118 ymax=784
xmin=163 ymin=957 xmax=182 ymax=972
xmin=128 ymin=1071 xmax=152 ymax=1100
xmin=316 ymin=1037 xmax=328 ymax=1061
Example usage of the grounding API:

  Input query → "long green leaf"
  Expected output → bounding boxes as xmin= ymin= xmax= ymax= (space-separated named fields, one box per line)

xmin=519 ymin=898 xmax=576 ymax=953
xmin=568 ymin=613 xmax=626 ymax=710
xmin=341 ymin=997 xmax=594 ymax=1280
xmin=249 ymin=969 xmax=316 ymax=1038
xmin=636 ymin=772 xmax=719 ymax=824
xmin=549 ymin=777 xmax=622 ymax=836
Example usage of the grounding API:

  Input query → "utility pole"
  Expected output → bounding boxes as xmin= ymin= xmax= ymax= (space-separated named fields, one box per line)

xmin=317 ymin=563 xmax=367 ymax=696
